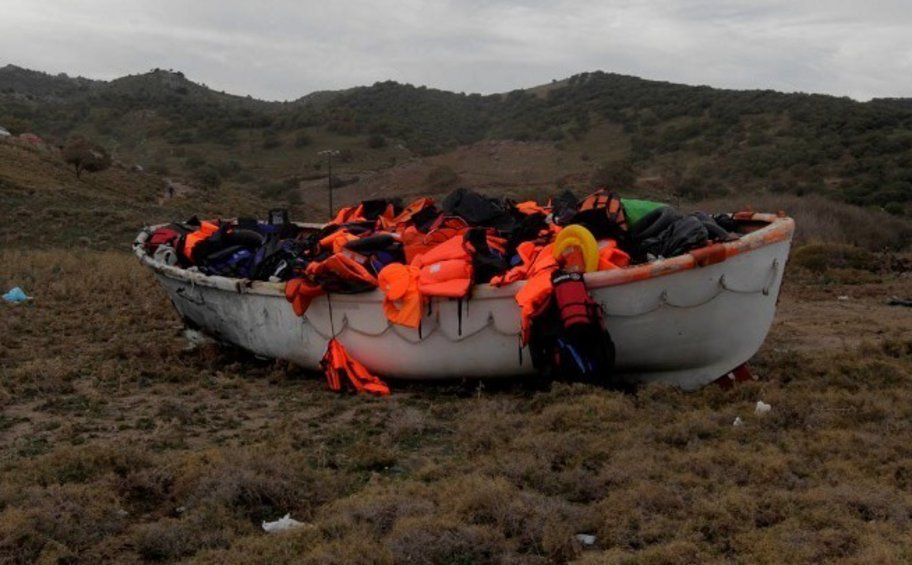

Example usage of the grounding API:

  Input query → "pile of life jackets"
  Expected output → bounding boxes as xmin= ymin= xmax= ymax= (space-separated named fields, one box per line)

xmin=142 ymin=189 xmax=738 ymax=393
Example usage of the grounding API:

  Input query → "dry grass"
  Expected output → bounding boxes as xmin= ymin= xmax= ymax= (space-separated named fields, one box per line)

xmin=2 ymin=247 xmax=912 ymax=563
xmin=0 ymin=141 xmax=302 ymax=251
xmin=694 ymin=193 xmax=912 ymax=251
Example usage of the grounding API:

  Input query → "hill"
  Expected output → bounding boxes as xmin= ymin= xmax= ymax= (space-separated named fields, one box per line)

xmin=0 ymin=64 xmax=101 ymax=99
xmin=2 ymin=67 xmax=912 ymax=217
xmin=0 ymin=139 xmax=285 ymax=250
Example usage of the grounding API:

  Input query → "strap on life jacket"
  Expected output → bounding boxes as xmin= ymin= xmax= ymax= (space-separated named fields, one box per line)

xmin=579 ymin=192 xmax=609 ymax=212
xmin=321 ymin=338 xmax=390 ymax=395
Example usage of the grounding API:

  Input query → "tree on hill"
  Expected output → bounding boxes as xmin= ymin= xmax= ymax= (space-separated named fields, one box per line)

xmin=62 ymin=137 xmax=112 ymax=178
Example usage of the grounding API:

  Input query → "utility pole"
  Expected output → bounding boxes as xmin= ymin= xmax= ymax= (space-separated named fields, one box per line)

xmin=318 ymin=149 xmax=340 ymax=216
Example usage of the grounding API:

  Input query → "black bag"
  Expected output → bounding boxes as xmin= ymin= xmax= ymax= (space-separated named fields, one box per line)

xmin=692 ymin=211 xmax=735 ymax=242
xmin=505 ymin=212 xmax=549 ymax=256
xmin=344 ymin=234 xmax=406 ymax=275
xmin=442 ymin=188 xmax=517 ymax=233
xmin=637 ymin=215 xmax=709 ymax=259
xmin=252 ymin=238 xmax=310 ymax=281
xmin=191 ymin=226 xmax=265 ymax=265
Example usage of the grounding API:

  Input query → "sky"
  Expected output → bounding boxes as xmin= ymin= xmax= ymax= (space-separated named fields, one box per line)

xmin=1 ymin=0 xmax=910 ymax=101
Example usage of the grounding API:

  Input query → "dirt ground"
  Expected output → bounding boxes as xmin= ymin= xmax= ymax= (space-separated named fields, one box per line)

xmin=770 ymin=275 xmax=912 ymax=353
xmin=2 ymin=247 xmax=912 ymax=564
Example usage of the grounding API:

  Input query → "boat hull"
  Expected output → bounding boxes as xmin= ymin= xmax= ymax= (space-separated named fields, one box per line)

xmin=137 ymin=215 xmax=793 ymax=390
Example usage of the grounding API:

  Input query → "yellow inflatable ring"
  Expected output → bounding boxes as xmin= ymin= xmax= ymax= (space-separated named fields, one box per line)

xmin=553 ymin=224 xmax=599 ymax=273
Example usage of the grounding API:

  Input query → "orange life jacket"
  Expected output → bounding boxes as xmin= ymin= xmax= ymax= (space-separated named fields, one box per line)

xmin=378 ymin=263 xmax=423 ymax=328
xmin=501 ymin=242 xmax=559 ymax=344
xmin=412 ymin=236 xmax=473 ymax=298
xmin=401 ymin=216 xmax=469 ymax=264
xmin=321 ymin=338 xmax=390 ymax=395
xmin=515 ymin=200 xmax=549 ymax=216
xmin=330 ymin=205 xmax=360 ymax=225
xmin=597 ymin=240 xmax=631 ymax=270
xmin=399 ymin=226 xmax=428 ymax=264
xmin=182 ymin=220 xmax=220 ymax=262
xmin=333 ymin=202 xmax=396 ymax=226
xmin=382 ymin=197 xmax=435 ymax=229
xmin=284 ymin=278 xmax=323 ymax=316
xmin=319 ymin=229 xmax=359 ymax=255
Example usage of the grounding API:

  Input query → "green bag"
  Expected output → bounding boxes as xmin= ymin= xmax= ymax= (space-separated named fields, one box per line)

xmin=621 ymin=198 xmax=666 ymax=228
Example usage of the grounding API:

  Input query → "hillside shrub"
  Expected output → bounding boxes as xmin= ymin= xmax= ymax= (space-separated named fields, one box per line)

xmin=193 ymin=166 xmax=221 ymax=189
xmin=294 ymin=132 xmax=312 ymax=147
xmin=367 ymin=134 xmax=386 ymax=149
xmin=694 ymin=194 xmax=912 ymax=250
xmin=790 ymin=243 xmax=880 ymax=273
xmin=590 ymin=159 xmax=635 ymax=189
xmin=61 ymin=137 xmax=111 ymax=179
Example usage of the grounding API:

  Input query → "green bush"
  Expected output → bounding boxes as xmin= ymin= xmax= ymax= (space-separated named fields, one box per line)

xmin=790 ymin=243 xmax=880 ymax=273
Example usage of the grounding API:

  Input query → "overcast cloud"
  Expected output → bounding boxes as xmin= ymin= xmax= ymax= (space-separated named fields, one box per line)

xmin=1 ymin=0 xmax=910 ymax=101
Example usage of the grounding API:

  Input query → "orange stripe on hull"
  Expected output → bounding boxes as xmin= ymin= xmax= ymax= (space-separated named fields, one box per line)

xmin=585 ymin=214 xmax=794 ymax=290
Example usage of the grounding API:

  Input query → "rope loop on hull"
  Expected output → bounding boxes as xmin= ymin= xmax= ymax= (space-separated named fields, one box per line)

xmin=300 ymin=259 xmax=782 ymax=343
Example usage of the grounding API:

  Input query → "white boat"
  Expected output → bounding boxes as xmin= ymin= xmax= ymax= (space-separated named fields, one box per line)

xmin=133 ymin=213 xmax=794 ymax=390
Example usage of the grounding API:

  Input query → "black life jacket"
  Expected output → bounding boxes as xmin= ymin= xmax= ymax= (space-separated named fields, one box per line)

xmin=464 ymin=227 xmax=509 ymax=284
xmin=343 ymin=233 xmax=405 ymax=275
